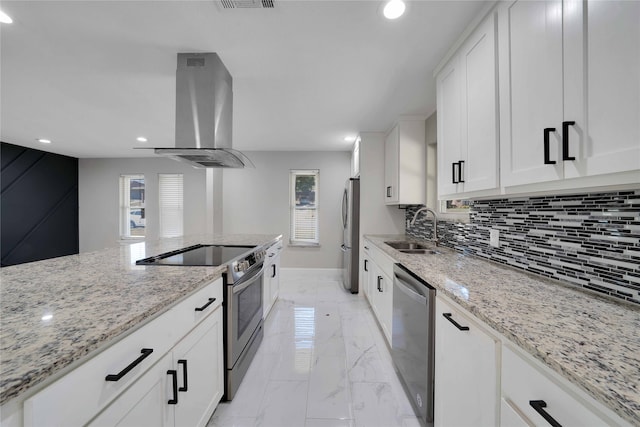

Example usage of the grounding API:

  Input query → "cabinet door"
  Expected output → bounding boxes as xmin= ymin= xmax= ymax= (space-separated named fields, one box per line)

xmin=563 ymin=0 xmax=640 ymax=178
xmin=173 ymin=307 xmax=224 ymax=427
xmin=384 ymin=125 xmax=399 ymax=204
xmin=434 ymin=297 xmax=499 ymax=427
xmin=437 ymin=56 xmax=463 ymax=197
xmin=269 ymin=253 xmax=280 ymax=308
xmin=89 ymin=353 xmax=174 ymax=427
xmin=377 ymin=271 xmax=393 ymax=345
xmin=263 ymin=262 xmax=272 ymax=318
xmin=499 ymin=0 xmax=564 ymax=187
xmin=460 ymin=12 xmax=499 ymax=193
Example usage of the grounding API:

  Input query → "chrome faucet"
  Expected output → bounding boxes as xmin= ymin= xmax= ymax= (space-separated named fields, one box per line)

xmin=410 ymin=207 xmax=439 ymax=246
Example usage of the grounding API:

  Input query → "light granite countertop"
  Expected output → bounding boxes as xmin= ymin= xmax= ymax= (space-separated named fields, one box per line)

xmin=0 ymin=234 xmax=281 ymax=406
xmin=365 ymin=234 xmax=640 ymax=425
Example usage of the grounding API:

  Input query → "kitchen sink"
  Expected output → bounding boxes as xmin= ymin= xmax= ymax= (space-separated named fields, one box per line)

xmin=399 ymin=249 xmax=439 ymax=255
xmin=385 ymin=241 xmax=429 ymax=250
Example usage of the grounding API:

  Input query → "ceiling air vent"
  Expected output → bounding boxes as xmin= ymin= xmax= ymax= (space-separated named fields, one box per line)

xmin=221 ymin=0 xmax=274 ymax=8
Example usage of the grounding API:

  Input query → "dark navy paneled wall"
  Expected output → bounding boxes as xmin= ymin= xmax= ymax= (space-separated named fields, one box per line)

xmin=1 ymin=142 xmax=79 ymax=266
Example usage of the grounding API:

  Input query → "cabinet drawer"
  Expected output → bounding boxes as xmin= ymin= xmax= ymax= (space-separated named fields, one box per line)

xmin=23 ymin=278 xmax=223 ymax=427
xmin=501 ymin=345 xmax=615 ymax=427
xmin=366 ymin=244 xmax=395 ymax=279
xmin=23 ymin=309 xmax=179 ymax=426
xmin=170 ymin=277 xmax=224 ymax=334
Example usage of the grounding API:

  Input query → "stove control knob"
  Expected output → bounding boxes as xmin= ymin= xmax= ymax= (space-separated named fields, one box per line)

xmin=233 ymin=263 xmax=242 ymax=272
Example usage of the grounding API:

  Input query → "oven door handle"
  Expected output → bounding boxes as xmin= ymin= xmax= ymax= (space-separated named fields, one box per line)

xmin=232 ymin=263 xmax=266 ymax=294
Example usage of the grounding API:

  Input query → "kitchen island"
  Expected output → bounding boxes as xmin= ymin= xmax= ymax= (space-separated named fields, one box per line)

xmin=365 ymin=234 xmax=640 ymax=426
xmin=0 ymin=234 xmax=281 ymax=423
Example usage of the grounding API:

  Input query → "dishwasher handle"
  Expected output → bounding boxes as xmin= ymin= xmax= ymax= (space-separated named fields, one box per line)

xmin=394 ymin=274 xmax=428 ymax=305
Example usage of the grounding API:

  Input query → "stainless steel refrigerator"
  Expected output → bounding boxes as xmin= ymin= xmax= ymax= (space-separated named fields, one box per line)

xmin=341 ymin=177 xmax=360 ymax=293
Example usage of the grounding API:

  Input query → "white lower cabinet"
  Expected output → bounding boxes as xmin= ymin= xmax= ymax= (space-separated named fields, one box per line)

xmin=23 ymin=278 xmax=224 ymax=427
xmin=434 ymin=296 xmax=499 ymax=427
xmin=362 ymin=239 xmax=394 ymax=345
xmin=501 ymin=344 xmax=628 ymax=427
xmin=263 ymin=239 xmax=282 ymax=318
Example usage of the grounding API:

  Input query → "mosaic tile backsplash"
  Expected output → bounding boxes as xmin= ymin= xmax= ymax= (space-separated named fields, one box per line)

xmin=405 ymin=190 xmax=640 ymax=304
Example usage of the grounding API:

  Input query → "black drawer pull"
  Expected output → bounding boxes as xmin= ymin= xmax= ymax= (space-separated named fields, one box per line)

xmin=195 ymin=297 xmax=216 ymax=312
xmin=178 ymin=359 xmax=188 ymax=392
xmin=544 ymin=128 xmax=556 ymax=164
xmin=529 ymin=400 xmax=562 ymax=427
xmin=364 ymin=259 xmax=368 ymax=272
xmin=442 ymin=313 xmax=470 ymax=331
xmin=386 ymin=186 xmax=392 ymax=198
xmin=105 ymin=348 xmax=153 ymax=381
xmin=562 ymin=121 xmax=576 ymax=161
xmin=272 ymin=264 xmax=276 ymax=278
xmin=167 ymin=370 xmax=178 ymax=404
xmin=452 ymin=162 xmax=459 ymax=184
xmin=458 ymin=160 xmax=465 ymax=183
xmin=377 ymin=276 xmax=383 ymax=292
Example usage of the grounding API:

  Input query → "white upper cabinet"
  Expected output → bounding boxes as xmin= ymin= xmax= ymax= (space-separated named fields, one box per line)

xmin=384 ymin=120 xmax=426 ymax=205
xmin=499 ymin=0 xmax=640 ymax=188
xmin=563 ymin=0 xmax=640 ymax=179
xmin=437 ymin=11 xmax=499 ymax=199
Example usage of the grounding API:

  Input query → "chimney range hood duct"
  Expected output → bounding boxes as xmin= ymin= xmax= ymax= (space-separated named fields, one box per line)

xmin=154 ymin=53 xmax=254 ymax=168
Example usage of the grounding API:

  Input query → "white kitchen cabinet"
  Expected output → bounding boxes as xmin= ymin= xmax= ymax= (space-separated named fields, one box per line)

xmin=562 ymin=0 xmax=640 ymax=180
xmin=362 ymin=244 xmax=372 ymax=302
xmin=24 ymin=278 xmax=224 ymax=427
xmin=89 ymin=352 xmax=174 ymax=427
xmin=498 ymin=0 xmax=640 ymax=189
xmin=362 ymin=239 xmax=394 ymax=345
xmin=173 ymin=307 xmax=224 ymax=427
xmin=434 ymin=295 xmax=499 ymax=427
xmin=263 ymin=238 xmax=283 ymax=318
xmin=384 ymin=120 xmax=426 ymax=205
xmin=501 ymin=343 xmax=628 ymax=427
xmin=437 ymin=11 xmax=499 ymax=199
xmin=92 ymin=307 xmax=223 ymax=427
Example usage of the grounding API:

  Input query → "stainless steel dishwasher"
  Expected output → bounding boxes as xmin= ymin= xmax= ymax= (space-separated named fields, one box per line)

xmin=391 ymin=264 xmax=436 ymax=427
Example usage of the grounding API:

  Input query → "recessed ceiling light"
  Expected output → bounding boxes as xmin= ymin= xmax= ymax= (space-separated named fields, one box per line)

xmin=136 ymin=137 xmax=148 ymax=143
xmin=344 ymin=136 xmax=356 ymax=143
xmin=0 ymin=10 xmax=13 ymax=24
xmin=37 ymin=138 xmax=51 ymax=144
xmin=383 ymin=0 xmax=405 ymax=20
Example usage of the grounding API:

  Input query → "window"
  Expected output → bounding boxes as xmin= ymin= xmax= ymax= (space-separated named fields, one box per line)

xmin=159 ymin=174 xmax=184 ymax=238
xmin=120 ymin=175 xmax=145 ymax=239
xmin=290 ymin=169 xmax=319 ymax=246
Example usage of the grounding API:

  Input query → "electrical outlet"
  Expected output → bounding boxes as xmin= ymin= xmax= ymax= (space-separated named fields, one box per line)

xmin=490 ymin=229 xmax=500 ymax=248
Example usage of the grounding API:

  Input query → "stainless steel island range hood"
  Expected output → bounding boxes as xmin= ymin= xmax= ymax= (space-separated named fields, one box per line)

xmin=154 ymin=53 xmax=254 ymax=168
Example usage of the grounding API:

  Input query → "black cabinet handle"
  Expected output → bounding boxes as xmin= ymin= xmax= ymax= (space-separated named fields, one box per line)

xmin=529 ymin=400 xmax=562 ymax=427
xmin=105 ymin=348 xmax=153 ymax=381
xmin=458 ymin=160 xmax=465 ymax=183
xmin=452 ymin=162 xmax=459 ymax=184
xmin=195 ymin=297 xmax=216 ymax=312
xmin=178 ymin=359 xmax=188 ymax=392
xmin=386 ymin=186 xmax=392 ymax=198
xmin=442 ymin=313 xmax=470 ymax=331
xmin=167 ymin=370 xmax=178 ymax=404
xmin=544 ymin=128 xmax=557 ymax=165
xmin=364 ymin=246 xmax=369 ymax=250
xmin=272 ymin=264 xmax=276 ymax=278
xmin=562 ymin=121 xmax=576 ymax=161
xmin=364 ymin=259 xmax=368 ymax=272
xmin=377 ymin=276 xmax=383 ymax=292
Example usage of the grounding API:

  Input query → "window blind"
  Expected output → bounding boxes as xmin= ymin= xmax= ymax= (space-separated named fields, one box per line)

xmin=290 ymin=170 xmax=319 ymax=245
xmin=159 ymin=174 xmax=184 ymax=238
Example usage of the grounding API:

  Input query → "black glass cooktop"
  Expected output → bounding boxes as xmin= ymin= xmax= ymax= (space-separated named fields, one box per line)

xmin=136 ymin=244 xmax=255 ymax=266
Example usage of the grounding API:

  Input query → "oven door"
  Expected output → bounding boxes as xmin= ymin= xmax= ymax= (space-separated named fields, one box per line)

xmin=226 ymin=261 xmax=265 ymax=368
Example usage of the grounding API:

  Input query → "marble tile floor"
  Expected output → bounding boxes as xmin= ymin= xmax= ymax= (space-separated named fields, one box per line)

xmin=207 ymin=270 xmax=421 ymax=427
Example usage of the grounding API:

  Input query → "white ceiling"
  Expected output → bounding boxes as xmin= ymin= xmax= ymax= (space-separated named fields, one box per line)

xmin=0 ymin=0 xmax=485 ymax=158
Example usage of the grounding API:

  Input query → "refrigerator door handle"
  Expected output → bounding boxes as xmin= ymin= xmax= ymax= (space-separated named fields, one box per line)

xmin=342 ymin=188 xmax=348 ymax=229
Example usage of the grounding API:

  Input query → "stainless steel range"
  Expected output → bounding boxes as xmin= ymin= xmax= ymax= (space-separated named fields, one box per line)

xmin=136 ymin=243 xmax=267 ymax=400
